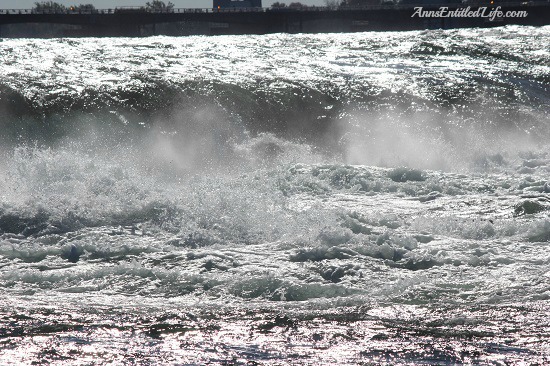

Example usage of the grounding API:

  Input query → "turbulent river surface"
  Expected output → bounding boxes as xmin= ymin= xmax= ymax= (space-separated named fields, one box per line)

xmin=0 ymin=26 xmax=549 ymax=364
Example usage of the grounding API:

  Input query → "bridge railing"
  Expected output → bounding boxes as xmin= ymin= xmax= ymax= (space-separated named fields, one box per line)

xmin=0 ymin=2 xmax=544 ymax=15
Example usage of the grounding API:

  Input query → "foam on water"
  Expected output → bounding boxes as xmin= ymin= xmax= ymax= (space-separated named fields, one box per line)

xmin=0 ymin=26 xmax=549 ymax=364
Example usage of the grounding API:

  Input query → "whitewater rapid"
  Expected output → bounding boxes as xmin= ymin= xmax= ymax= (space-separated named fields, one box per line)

xmin=0 ymin=26 xmax=549 ymax=364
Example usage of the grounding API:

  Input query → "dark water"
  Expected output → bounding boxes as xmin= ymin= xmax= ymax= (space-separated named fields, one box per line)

xmin=0 ymin=26 xmax=549 ymax=364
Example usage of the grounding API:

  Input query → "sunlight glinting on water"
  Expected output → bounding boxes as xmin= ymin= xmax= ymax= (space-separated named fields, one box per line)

xmin=0 ymin=26 xmax=549 ymax=364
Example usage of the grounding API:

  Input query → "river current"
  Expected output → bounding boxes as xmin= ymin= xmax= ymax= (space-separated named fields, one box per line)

xmin=0 ymin=26 xmax=549 ymax=364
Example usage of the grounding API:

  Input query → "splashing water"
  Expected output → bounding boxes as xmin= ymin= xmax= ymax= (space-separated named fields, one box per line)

xmin=0 ymin=26 xmax=549 ymax=364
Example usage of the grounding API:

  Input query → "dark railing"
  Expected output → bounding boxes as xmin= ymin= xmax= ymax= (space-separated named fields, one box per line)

xmin=0 ymin=2 xmax=545 ymax=15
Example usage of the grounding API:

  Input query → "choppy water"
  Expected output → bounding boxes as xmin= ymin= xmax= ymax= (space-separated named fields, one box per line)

xmin=0 ymin=26 xmax=549 ymax=364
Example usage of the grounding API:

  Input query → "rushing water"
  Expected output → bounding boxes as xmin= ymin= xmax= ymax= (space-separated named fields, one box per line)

xmin=0 ymin=26 xmax=549 ymax=364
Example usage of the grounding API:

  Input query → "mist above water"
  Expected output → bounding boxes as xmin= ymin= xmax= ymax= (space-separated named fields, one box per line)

xmin=0 ymin=26 xmax=548 ymax=173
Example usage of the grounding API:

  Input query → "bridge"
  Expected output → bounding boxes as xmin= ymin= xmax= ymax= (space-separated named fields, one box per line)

xmin=0 ymin=2 xmax=543 ymax=14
